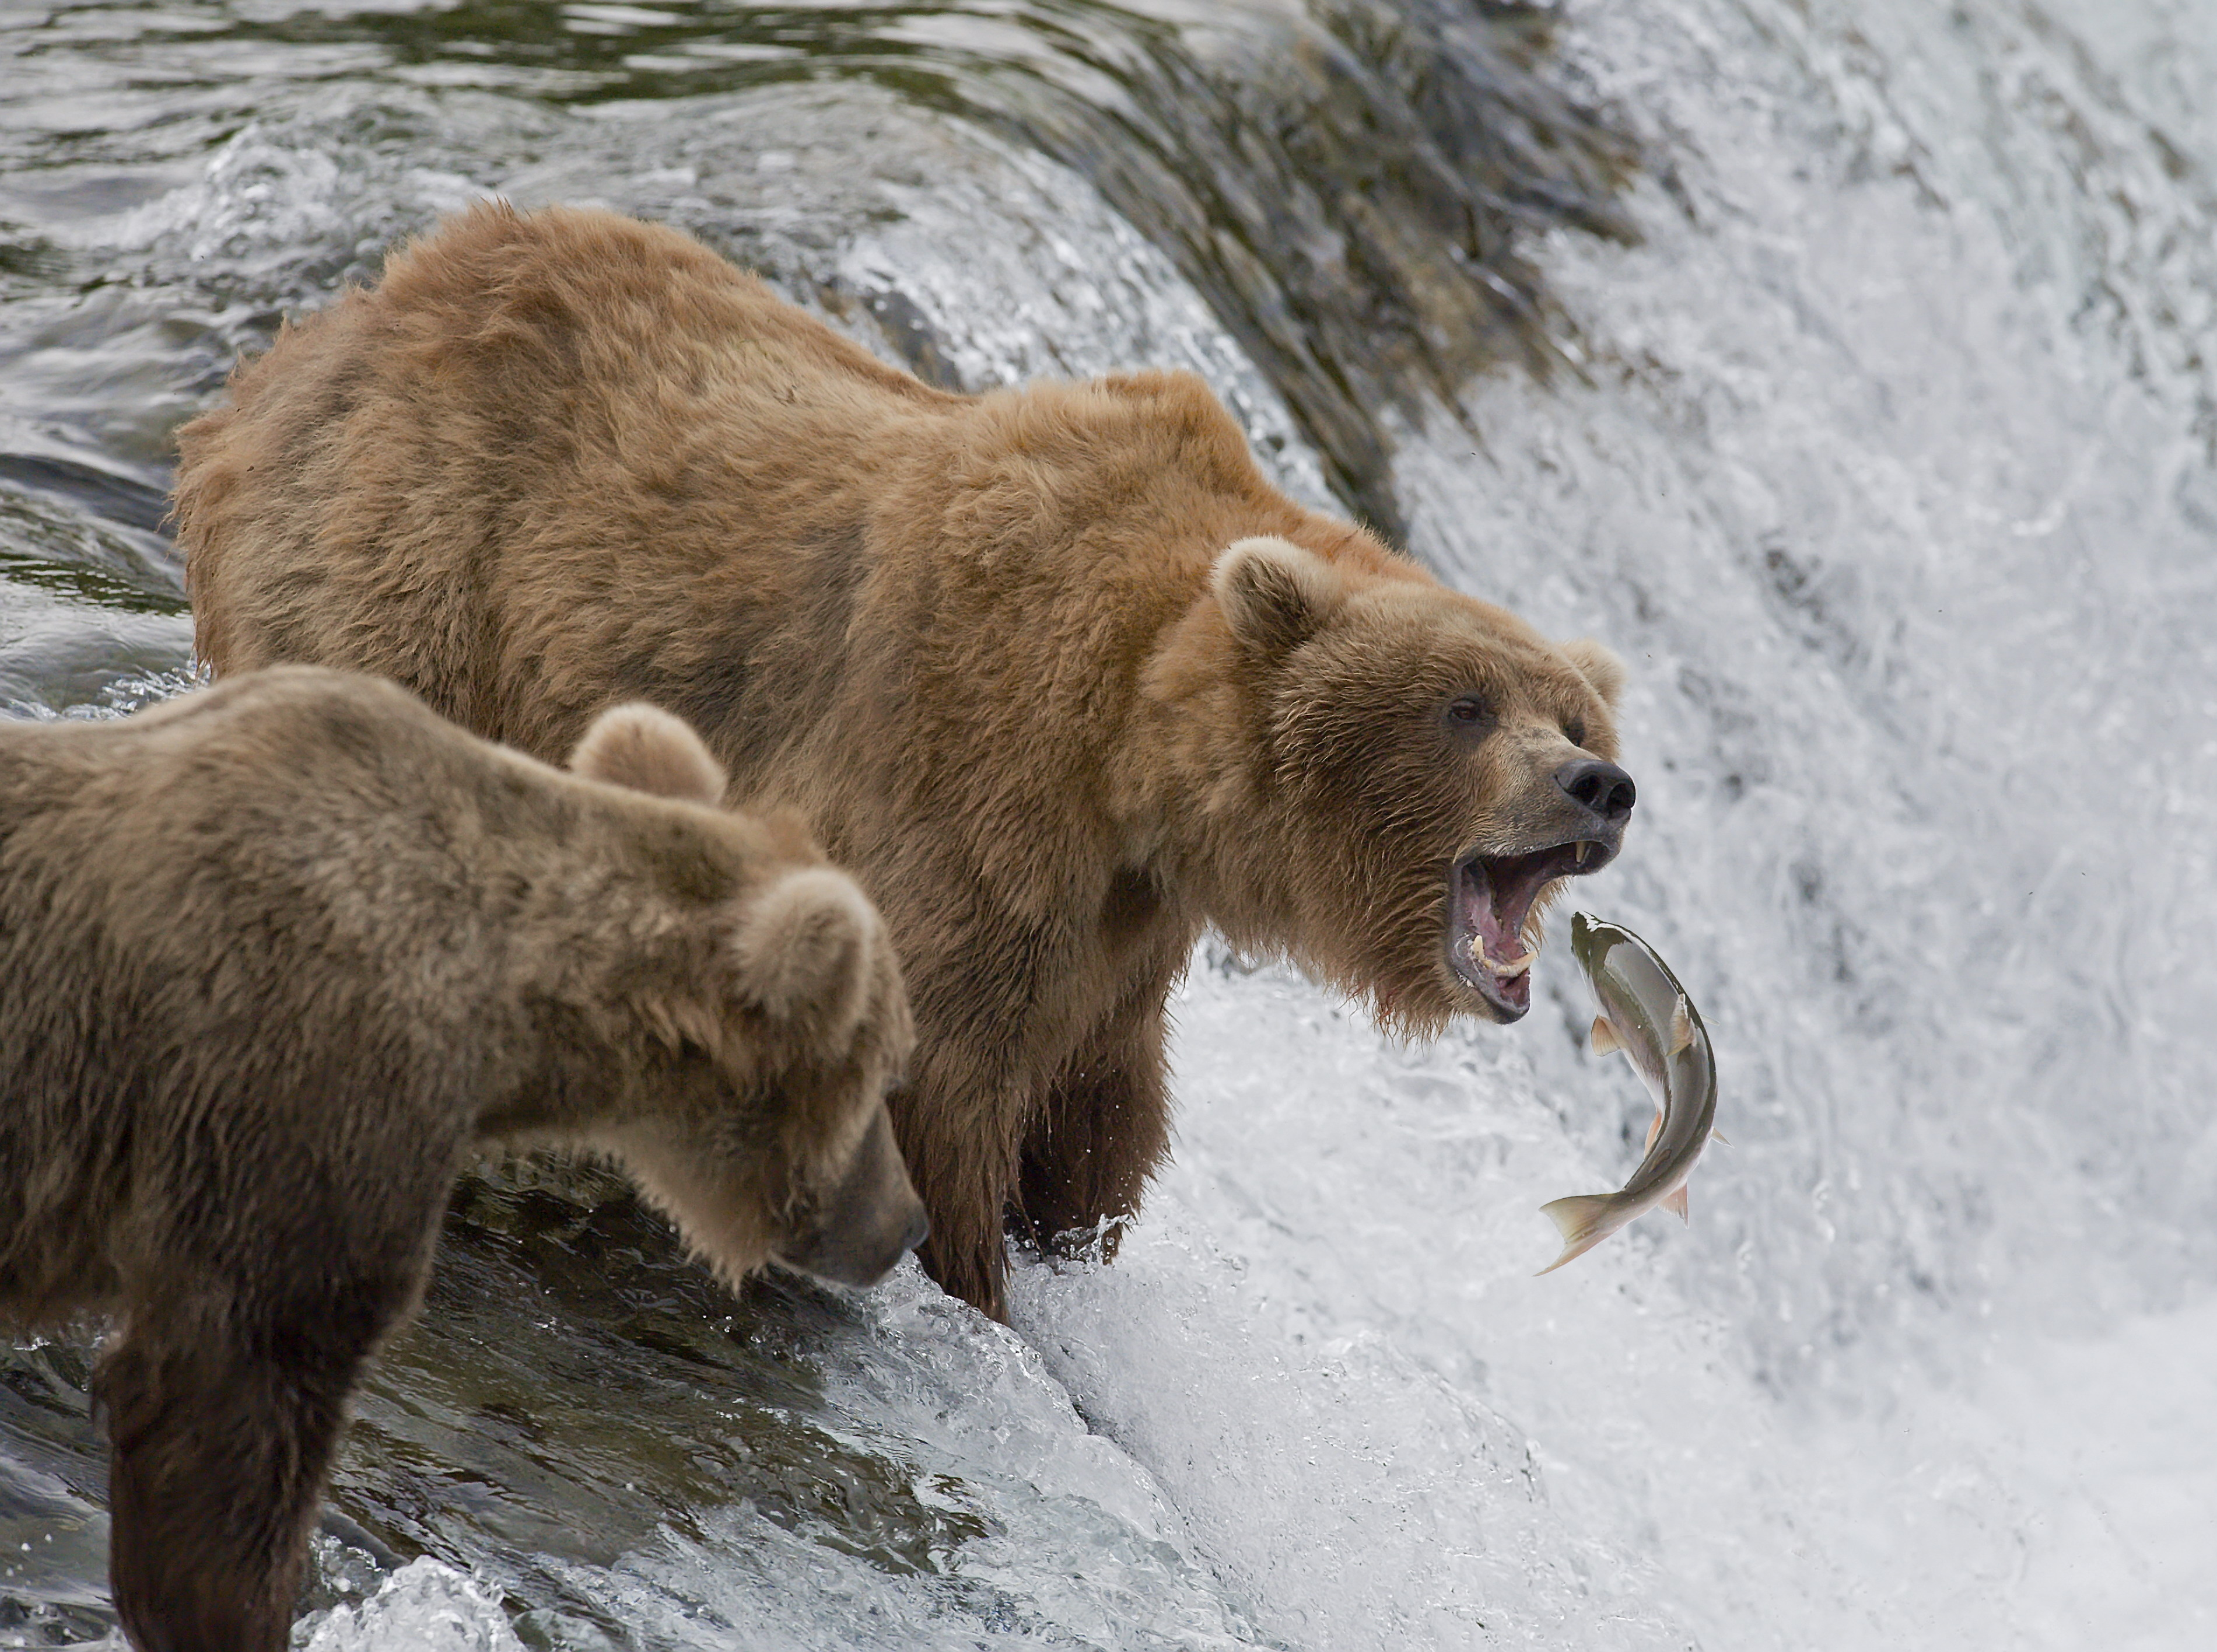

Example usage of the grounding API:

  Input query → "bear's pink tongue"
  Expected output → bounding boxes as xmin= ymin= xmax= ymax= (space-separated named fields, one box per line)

xmin=1449 ymin=856 xmax=1542 ymax=1017
xmin=1459 ymin=857 xmax=1537 ymax=966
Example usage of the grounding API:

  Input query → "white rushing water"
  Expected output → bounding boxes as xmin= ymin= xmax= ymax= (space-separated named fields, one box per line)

xmin=5 ymin=1 xmax=2215 ymax=1648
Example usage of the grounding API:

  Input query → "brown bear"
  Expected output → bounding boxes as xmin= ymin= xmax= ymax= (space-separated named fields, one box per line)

xmin=0 ymin=666 xmax=924 ymax=1652
xmin=173 ymin=202 xmax=1637 ymax=1321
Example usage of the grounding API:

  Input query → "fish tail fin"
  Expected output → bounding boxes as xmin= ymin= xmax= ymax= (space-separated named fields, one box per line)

xmin=1664 ymin=1184 xmax=1690 ymax=1223
xmin=1589 ymin=1015 xmax=1623 ymax=1058
xmin=1535 ymin=1194 xmax=1619 ymax=1275
xmin=1668 ymin=996 xmax=1696 ymax=1055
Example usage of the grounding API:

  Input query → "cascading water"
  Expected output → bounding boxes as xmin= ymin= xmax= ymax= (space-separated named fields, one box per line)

xmin=2 ymin=2 xmax=2212 ymax=1648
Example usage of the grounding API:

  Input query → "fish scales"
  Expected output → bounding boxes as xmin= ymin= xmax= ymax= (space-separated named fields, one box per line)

xmin=1536 ymin=912 xmax=1718 ymax=1275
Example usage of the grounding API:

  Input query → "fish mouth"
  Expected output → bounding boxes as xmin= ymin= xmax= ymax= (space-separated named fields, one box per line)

xmin=1446 ymin=838 xmax=1618 ymax=1021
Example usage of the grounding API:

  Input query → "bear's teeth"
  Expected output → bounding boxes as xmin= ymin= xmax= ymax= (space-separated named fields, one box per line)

xmin=1458 ymin=936 xmax=1535 ymax=979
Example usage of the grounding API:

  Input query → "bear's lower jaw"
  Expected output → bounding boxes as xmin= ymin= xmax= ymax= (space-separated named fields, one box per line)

xmin=1447 ymin=841 xmax=1615 ymax=1021
xmin=1451 ymin=930 xmax=1535 ymax=1021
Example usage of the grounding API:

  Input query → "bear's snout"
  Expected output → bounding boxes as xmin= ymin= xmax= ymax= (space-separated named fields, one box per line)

xmin=781 ymin=1104 xmax=929 ymax=1289
xmin=1553 ymin=758 xmax=1637 ymax=828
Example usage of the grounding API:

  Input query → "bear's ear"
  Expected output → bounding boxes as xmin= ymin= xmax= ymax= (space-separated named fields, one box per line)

xmin=569 ymin=703 xmax=727 ymax=804
xmin=1558 ymin=638 xmax=1627 ymax=709
xmin=1211 ymin=537 xmax=1344 ymax=657
xmin=724 ymin=866 xmax=878 ymax=1042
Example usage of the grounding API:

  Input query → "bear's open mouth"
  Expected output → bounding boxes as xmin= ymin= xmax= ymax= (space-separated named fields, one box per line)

xmin=1446 ymin=839 xmax=1617 ymax=1020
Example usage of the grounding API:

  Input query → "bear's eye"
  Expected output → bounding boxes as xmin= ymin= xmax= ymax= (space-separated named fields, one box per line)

xmin=1444 ymin=694 xmax=1491 ymax=734
xmin=1564 ymin=717 xmax=1588 ymax=749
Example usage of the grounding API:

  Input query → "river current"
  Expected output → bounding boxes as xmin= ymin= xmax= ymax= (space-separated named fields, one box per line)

xmin=2 ymin=2 xmax=2213 ymax=1648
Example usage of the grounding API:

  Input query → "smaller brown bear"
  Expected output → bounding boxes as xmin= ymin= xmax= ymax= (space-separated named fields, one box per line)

xmin=0 ymin=666 xmax=924 ymax=1652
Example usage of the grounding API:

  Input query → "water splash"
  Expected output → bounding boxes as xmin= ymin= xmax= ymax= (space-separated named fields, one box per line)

xmin=299 ymin=1559 xmax=524 ymax=1652
xmin=2 ymin=0 xmax=2214 ymax=1647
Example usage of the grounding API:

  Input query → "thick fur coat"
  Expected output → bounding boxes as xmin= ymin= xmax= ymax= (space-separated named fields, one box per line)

xmin=0 ymin=667 xmax=920 ymax=1652
xmin=175 ymin=204 xmax=1637 ymax=1318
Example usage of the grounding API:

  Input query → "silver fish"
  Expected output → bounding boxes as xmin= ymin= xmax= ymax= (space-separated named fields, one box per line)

xmin=1536 ymin=911 xmax=1718 ymax=1275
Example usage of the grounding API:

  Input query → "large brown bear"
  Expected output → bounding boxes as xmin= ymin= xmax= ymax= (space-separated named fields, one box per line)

xmin=174 ymin=202 xmax=1637 ymax=1320
xmin=0 ymin=666 xmax=923 ymax=1652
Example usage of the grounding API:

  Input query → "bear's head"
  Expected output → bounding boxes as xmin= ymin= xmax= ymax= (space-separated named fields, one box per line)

xmin=568 ymin=704 xmax=927 ymax=1289
xmin=1148 ymin=536 xmax=1633 ymax=1034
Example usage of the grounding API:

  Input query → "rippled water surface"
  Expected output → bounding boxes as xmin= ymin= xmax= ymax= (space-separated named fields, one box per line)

xmin=4 ymin=1 xmax=2215 ymax=1648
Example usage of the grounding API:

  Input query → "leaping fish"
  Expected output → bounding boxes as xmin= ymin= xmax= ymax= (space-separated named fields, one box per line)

xmin=1536 ymin=911 xmax=1718 ymax=1275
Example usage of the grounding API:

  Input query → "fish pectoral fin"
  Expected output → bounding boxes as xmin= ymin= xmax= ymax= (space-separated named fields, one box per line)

xmin=1535 ymin=1193 xmax=1617 ymax=1275
xmin=1589 ymin=1015 xmax=1624 ymax=1058
xmin=1668 ymin=996 xmax=1696 ymax=1055
xmin=1663 ymin=1184 xmax=1690 ymax=1223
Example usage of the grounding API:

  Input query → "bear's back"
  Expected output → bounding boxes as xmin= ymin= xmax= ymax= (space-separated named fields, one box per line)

xmin=0 ymin=675 xmax=511 ymax=1307
xmin=0 ymin=669 xmax=737 ymax=1321
xmin=177 ymin=204 xmax=964 ymax=751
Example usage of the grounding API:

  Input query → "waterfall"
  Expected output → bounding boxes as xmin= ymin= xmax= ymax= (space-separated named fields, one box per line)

xmin=1 ymin=2 xmax=2211 ymax=1646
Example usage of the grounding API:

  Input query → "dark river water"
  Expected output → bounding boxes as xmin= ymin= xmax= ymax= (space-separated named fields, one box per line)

xmin=5 ymin=2 xmax=2217 ymax=1648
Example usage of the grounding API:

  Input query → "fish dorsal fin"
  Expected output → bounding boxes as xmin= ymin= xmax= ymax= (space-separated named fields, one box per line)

xmin=1668 ymin=996 xmax=1695 ymax=1055
xmin=1590 ymin=1015 xmax=1624 ymax=1058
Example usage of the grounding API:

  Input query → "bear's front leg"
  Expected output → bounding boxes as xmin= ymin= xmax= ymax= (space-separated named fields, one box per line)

xmin=899 ymin=1080 xmax=1023 ymax=1322
xmin=899 ymin=942 xmax=1181 ymax=1318
xmin=99 ymin=1332 xmax=349 ymax=1650
xmin=1015 ymin=995 xmax=1174 ymax=1265
xmin=95 ymin=1272 xmax=415 ymax=1652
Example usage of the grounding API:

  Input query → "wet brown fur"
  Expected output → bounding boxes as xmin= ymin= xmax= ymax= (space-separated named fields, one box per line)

xmin=174 ymin=203 xmax=1627 ymax=1320
xmin=0 ymin=667 xmax=916 ymax=1652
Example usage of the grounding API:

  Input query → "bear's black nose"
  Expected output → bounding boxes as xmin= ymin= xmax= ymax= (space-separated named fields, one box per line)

xmin=1555 ymin=758 xmax=1637 ymax=824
